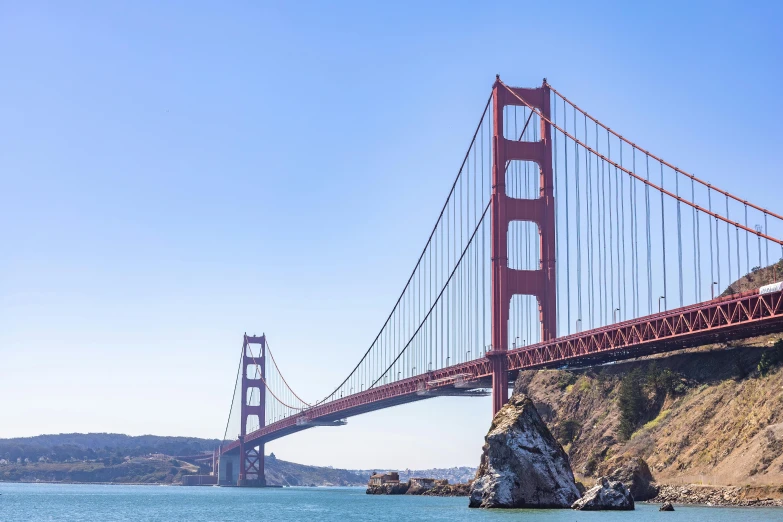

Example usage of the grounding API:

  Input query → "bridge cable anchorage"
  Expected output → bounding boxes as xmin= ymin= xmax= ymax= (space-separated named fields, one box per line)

xmin=543 ymin=81 xmax=783 ymax=222
xmin=498 ymin=81 xmax=783 ymax=246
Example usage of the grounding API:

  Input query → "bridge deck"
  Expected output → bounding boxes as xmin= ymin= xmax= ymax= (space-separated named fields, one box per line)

xmin=222 ymin=288 xmax=782 ymax=455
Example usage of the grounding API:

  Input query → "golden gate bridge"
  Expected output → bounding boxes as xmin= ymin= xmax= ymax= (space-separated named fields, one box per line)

xmin=215 ymin=77 xmax=783 ymax=486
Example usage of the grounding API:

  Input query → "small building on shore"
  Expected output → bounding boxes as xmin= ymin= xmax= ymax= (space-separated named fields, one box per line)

xmin=368 ymin=471 xmax=400 ymax=486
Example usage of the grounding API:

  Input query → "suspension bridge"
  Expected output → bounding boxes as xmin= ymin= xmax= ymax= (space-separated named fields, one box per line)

xmin=216 ymin=77 xmax=783 ymax=486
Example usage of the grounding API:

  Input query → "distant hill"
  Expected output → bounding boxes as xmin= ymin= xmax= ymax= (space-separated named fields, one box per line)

xmin=265 ymin=454 xmax=366 ymax=486
xmin=0 ymin=433 xmax=366 ymax=486
xmin=0 ymin=433 xmax=221 ymax=464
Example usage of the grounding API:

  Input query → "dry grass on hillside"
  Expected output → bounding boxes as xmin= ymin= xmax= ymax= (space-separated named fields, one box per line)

xmin=515 ymin=334 xmax=783 ymax=487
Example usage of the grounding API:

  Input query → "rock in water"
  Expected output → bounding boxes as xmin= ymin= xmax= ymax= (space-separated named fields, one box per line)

xmin=572 ymin=477 xmax=635 ymax=511
xmin=468 ymin=395 xmax=581 ymax=508
xmin=606 ymin=457 xmax=658 ymax=501
xmin=660 ymin=501 xmax=675 ymax=511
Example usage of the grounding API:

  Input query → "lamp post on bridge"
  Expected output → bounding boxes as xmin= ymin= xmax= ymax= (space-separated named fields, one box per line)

xmin=712 ymin=281 xmax=718 ymax=299
xmin=613 ymin=308 xmax=621 ymax=323
xmin=658 ymin=296 xmax=666 ymax=313
xmin=576 ymin=319 xmax=582 ymax=333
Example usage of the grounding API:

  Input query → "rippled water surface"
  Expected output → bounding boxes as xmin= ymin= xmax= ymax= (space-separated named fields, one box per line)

xmin=2 ymin=483 xmax=781 ymax=521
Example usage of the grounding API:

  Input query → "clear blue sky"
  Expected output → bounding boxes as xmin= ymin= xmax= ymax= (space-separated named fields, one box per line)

xmin=1 ymin=1 xmax=781 ymax=469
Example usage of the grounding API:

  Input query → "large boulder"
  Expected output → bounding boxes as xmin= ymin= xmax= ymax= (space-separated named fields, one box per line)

xmin=572 ymin=477 xmax=634 ymax=510
xmin=468 ymin=395 xmax=581 ymax=508
xmin=605 ymin=457 xmax=658 ymax=501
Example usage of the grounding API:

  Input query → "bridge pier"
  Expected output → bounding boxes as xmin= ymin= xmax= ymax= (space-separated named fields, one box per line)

xmin=217 ymin=452 xmax=240 ymax=486
xmin=488 ymin=350 xmax=509 ymax=414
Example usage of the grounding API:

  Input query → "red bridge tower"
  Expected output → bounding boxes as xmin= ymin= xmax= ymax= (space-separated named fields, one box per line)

xmin=238 ymin=334 xmax=266 ymax=486
xmin=489 ymin=77 xmax=557 ymax=415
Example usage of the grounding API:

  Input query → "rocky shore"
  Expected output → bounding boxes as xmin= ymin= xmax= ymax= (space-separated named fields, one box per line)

xmin=366 ymin=481 xmax=470 ymax=496
xmin=650 ymin=484 xmax=783 ymax=507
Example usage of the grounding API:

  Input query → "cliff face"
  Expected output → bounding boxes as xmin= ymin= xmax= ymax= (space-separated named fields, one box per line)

xmin=514 ymin=334 xmax=783 ymax=486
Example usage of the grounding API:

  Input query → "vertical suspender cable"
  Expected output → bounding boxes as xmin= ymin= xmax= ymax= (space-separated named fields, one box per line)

xmin=554 ymin=95 xmax=560 ymax=334
xmin=574 ymin=105 xmax=583 ymax=328
xmin=675 ymin=168 xmax=683 ymax=307
xmin=725 ymin=195 xmax=732 ymax=290
xmin=645 ymin=154 xmax=652 ymax=314
xmin=744 ymin=204 xmax=750 ymax=275
xmin=586 ymin=114 xmax=594 ymax=327
xmin=660 ymin=163 xmax=667 ymax=311
xmin=620 ymin=141 xmax=626 ymax=320
xmin=563 ymin=98 xmax=571 ymax=333
xmin=607 ymin=130 xmax=614 ymax=321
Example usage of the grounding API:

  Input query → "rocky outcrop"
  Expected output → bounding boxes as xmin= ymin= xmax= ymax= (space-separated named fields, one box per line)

xmin=468 ymin=395 xmax=581 ymax=509
xmin=406 ymin=479 xmax=445 ymax=495
xmin=420 ymin=482 xmax=471 ymax=497
xmin=651 ymin=484 xmax=783 ymax=507
xmin=660 ymin=501 xmax=675 ymax=511
xmin=366 ymin=482 xmax=409 ymax=495
xmin=366 ymin=480 xmax=470 ymax=496
xmin=572 ymin=477 xmax=634 ymax=510
xmin=602 ymin=457 xmax=658 ymax=501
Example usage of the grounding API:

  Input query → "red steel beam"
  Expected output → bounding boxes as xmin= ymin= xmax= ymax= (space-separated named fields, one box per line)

xmin=221 ymin=288 xmax=783 ymax=456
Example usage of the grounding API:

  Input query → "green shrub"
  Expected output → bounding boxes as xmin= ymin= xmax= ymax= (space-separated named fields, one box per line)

xmin=618 ymin=368 xmax=645 ymax=440
xmin=758 ymin=340 xmax=783 ymax=377
xmin=556 ymin=419 xmax=581 ymax=445
xmin=557 ymin=372 xmax=577 ymax=390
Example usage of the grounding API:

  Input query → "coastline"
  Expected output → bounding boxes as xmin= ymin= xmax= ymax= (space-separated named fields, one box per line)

xmin=648 ymin=484 xmax=783 ymax=507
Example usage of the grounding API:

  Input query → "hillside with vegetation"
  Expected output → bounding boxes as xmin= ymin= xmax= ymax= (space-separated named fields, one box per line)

xmin=0 ymin=433 xmax=221 ymax=465
xmin=515 ymin=259 xmax=783 ymax=488
xmin=516 ymin=335 xmax=783 ymax=486
xmin=265 ymin=454 xmax=366 ymax=486
xmin=722 ymin=258 xmax=783 ymax=296
xmin=0 ymin=433 xmax=366 ymax=486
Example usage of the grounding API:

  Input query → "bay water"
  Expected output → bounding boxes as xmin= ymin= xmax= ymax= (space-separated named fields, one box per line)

xmin=1 ymin=483 xmax=781 ymax=521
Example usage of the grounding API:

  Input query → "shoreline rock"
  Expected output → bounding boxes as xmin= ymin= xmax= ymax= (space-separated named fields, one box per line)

xmin=366 ymin=480 xmax=471 ymax=497
xmin=468 ymin=395 xmax=581 ymax=509
xmin=602 ymin=457 xmax=658 ymax=501
xmin=366 ymin=483 xmax=408 ymax=495
xmin=418 ymin=482 xmax=471 ymax=497
xmin=572 ymin=477 xmax=634 ymax=511
xmin=649 ymin=484 xmax=783 ymax=507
